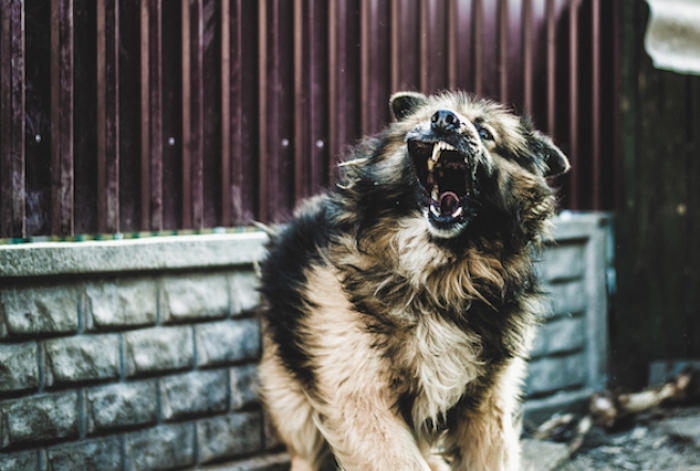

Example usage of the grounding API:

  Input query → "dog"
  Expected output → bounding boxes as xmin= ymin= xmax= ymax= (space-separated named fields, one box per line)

xmin=258 ymin=91 xmax=570 ymax=471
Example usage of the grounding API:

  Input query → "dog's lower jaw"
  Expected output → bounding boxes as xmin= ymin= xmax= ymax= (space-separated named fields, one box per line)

xmin=422 ymin=207 xmax=468 ymax=239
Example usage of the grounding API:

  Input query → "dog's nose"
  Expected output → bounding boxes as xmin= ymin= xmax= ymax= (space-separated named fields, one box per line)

xmin=431 ymin=109 xmax=460 ymax=131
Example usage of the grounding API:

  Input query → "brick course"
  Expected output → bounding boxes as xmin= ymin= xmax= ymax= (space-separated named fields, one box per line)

xmin=125 ymin=423 xmax=195 ymax=471
xmin=85 ymin=278 xmax=158 ymax=329
xmin=162 ymin=273 xmax=230 ymax=322
xmin=47 ymin=436 xmax=122 ymax=471
xmin=160 ymin=370 xmax=229 ymax=421
xmin=0 ymin=391 xmax=79 ymax=449
xmin=124 ymin=326 xmax=193 ymax=377
xmin=0 ymin=450 xmax=39 ymax=471
xmin=196 ymin=319 xmax=260 ymax=367
xmin=0 ymin=284 xmax=79 ymax=337
xmin=86 ymin=381 xmax=158 ymax=434
xmin=0 ymin=342 xmax=38 ymax=393
xmin=197 ymin=411 xmax=263 ymax=463
xmin=44 ymin=334 xmax=121 ymax=387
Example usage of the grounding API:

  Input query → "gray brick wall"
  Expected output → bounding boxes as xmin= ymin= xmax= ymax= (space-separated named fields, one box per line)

xmin=0 ymin=218 xmax=611 ymax=470
xmin=0 ymin=233 xmax=278 ymax=471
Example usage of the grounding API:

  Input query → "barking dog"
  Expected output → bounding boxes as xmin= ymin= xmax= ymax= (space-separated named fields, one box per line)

xmin=258 ymin=91 xmax=570 ymax=471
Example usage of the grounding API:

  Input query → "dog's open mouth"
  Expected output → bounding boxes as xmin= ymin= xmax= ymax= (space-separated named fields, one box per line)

xmin=408 ymin=139 xmax=474 ymax=227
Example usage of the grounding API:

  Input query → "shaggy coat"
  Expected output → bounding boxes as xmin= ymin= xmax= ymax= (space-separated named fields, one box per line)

xmin=258 ymin=91 xmax=570 ymax=471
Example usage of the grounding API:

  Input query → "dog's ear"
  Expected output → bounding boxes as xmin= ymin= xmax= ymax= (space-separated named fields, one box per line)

xmin=531 ymin=132 xmax=570 ymax=177
xmin=520 ymin=116 xmax=570 ymax=177
xmin=390 ymin=92 xmax=428 ymax=121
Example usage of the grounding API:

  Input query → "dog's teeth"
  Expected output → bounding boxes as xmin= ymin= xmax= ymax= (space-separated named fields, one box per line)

xmin=430 ymin=205 xmax=440 ymax=217
xmin=431 ymin=186 xmax=439 ymax=200
xmin=452 ymin=207 xmax=463 ymax=217
xmin=430 ymin=144 xmax=441 ymax=163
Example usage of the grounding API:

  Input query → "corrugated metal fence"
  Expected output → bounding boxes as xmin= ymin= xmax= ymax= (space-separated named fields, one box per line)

xmin=0 ymin=0 xmax=619 ymax=238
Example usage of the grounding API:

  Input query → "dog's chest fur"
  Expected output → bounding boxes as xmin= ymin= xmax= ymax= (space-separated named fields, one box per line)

xmin=391 ymin=313 xmax=486 ymax=430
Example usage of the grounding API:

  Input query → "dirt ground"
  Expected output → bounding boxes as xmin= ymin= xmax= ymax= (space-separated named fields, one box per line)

xmin=528 ymin=405 xmax=700 ymax=471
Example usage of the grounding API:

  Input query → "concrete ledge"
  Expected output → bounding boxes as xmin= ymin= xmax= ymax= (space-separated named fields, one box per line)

xmin=0 ymin=232 xmax=269 ymax=278
xmin=550 ymin=211 xmax=612 ymax=242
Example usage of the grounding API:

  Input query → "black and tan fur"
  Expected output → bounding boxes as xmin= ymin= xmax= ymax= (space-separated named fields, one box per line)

xmin=258 ymin=91 xmax=570 ymax=471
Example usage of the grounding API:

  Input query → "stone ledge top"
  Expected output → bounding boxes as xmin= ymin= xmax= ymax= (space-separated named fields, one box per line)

xmin=0 ymin=232 xmax=270 ymax=279
xmin=0 ymin=213 xmax=609 ymax=279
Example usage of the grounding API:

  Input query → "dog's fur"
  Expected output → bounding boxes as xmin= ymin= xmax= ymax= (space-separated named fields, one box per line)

xmin=258 ymin=91 xmax=570 ymax=471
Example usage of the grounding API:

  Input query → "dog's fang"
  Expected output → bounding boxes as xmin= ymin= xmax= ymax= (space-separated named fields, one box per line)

xmin=430 ymin=143 xmax=441 ymax=163
xmin=431 ymin=185 xmax=439 ymax=200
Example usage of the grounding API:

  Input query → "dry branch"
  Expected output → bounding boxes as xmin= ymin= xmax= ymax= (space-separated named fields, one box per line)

xmin=590 ymin=367 xmax=700 ymax=429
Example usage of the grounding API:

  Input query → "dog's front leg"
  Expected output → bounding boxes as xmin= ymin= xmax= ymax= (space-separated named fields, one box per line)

xmin=316 ymin=390 xmax=432 ymax=471
xmin=445 ymin=405 xmax=521 ymax=471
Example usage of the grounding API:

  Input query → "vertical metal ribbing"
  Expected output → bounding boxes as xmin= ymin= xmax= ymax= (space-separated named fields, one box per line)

xmin=181 ymin=0 xmax=191 ymax=228
xmin=522 ymin=0 xmax=533 ymax=113
xmin=148 ymin=0 xmax=163 ymax=231
xmin=498 ymin=0 xmax=509 ymax=103
xmin=220 ymin=0 xmax=231 ymax=227
xmin=181 ymin=0 xmax=204 ymax=229
xmin=447 ymin=0 xmax=457 ymax=90
xmin=306 ymin=0 xmax=327 ymax=195
xmin=327 ymin=0 xmax=338 ymax=181
xmin=591 ymin=0 xmax=601 ymax=209
xmin=293 ymin=0 xmax=305 ymax=202
xmin=50 ymin=0 xmax=74 ymax=236
xmin=140 ymin=0 xmax=150 ymax=230
xmin=139 ymin=0 xmax=163 ymax=231
xmin=257 ymin=0 xmax=270 ymax=223
xmin=0 ymin=0 xmax=25 ymax=238
xmin=472 ymin=0 xmax=483 ymax=96
xmin=226 ymin=0 xmax=257 ymax=225
xmin=546 ymin=0 xmax=556 ymax=136
xmin=360 ymin=0 xmax=370 ymax=135
xmin=390 ymin=0 xmax=400 ymax=93
xmin=97 ymin=0 xmax=120 ymax=234
xmin=419 ymin=0 xmax=429 ymax=93
xmin=568 ymin=0 xmax=580 ymax=209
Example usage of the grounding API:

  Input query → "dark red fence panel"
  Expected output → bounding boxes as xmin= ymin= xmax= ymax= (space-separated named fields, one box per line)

xmin=0 ymin=0 xmax=619 ymax=238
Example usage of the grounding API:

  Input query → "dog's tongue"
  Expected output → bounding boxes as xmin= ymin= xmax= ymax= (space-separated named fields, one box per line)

xmin=439 ymin=192 xmax=460 ymax=215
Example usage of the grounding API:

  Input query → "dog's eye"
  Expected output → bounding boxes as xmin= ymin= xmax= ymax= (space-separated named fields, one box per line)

xmin=477 ymin=127 xmax=493 ymax=141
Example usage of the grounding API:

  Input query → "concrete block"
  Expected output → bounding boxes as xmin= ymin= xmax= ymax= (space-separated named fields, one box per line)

xmin=196 ymin=452 xmax=290 ymax=471
xmin=0 ymin=342 xmax=39 ymax=393
xmin=0 ymin=391 xmax=79 ymax=449
xmin=0 ymin=450 xmax=40 ymax=471
xmin=525 ymin=354 xmax=587 ymax=396
xmin=162 ymin=273 xmax=229 ymax=322
xmin=197 ymin=319 xmax=260 ymax=367
xmin=542 ymin=280 xmax=587 ymax=318
xmin=44 ymin=334 xmax=120 ymax=387
xmin=538 ymin=243 xmax=585 ymax=282
xmin=530 ymin=316 xmax=585 ymax=358
xmin=161 ymin=370 xmax=228 ymax=421
xmin=124 ymin=326 xmax=193 ymax=377
xmin=231 ymin=364 xmax=259 ymax=410
xmin=658 ymin=417 xmax=700 ymax=448
xmin=126 ymin=423 xmax=195 ymax=471
xmin=0 ymin=284 xmax=78 ymax=336
xmin=197 ymin=411 xmax=263 ymax=463
xmin=231 ymin=271 xmax=260 ymax=315
xmin=85 ymin=278 xmax=157 ymax=329
xmin=521 ymin=439 xmax=570 ymax=471
xmin=47 ymin=436 xmax=122 ymax=471
xmin=86 ymin=380 xmax=158 ymax=434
